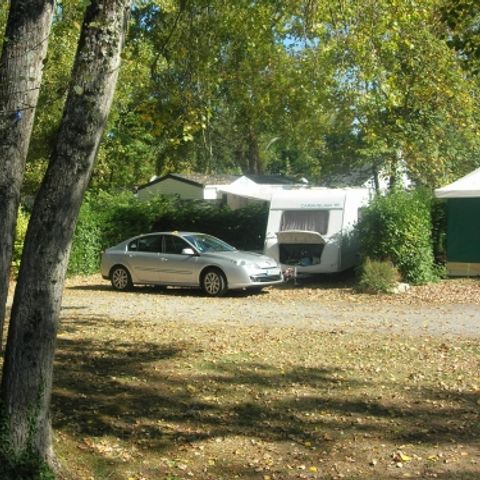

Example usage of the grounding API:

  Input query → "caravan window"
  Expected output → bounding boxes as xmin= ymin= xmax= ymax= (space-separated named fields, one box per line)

xmin=280 ymin=210 xmax=329 ymax=234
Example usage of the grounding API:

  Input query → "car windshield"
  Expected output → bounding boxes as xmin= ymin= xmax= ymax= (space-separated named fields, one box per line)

xmin=183 ymin=234 xmax=236 ymax=253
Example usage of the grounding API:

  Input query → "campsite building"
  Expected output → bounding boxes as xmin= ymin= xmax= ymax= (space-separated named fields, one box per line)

xmin=435 ymin=167 xmax=480 ymax=276
xmin=135 ymin=173 xmax=302 ymax=209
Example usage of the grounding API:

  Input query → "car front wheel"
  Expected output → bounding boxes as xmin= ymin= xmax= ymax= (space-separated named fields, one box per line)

xmin=201 ymin=268 xmax=227 ymax=297
xmin=110 ymin=265 xmax=133 ymax=291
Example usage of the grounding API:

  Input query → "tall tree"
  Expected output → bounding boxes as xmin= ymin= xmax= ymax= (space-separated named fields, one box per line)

xmin=0 ymin=0 xmax=54 ymax=349
xmin=125 ymin=0 xmax=333 ymax=180
xmin=318 ymin=0 xmax=480 ymax=186
xmin=440 ymin=0 xmax=480 ymax=74
xmin=25 ymin=0 xmax=86 ymax=194
xmin=0 ymin=0 xmax=131 ymax=476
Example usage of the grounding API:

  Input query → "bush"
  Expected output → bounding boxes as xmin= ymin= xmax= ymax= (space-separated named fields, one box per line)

xmin=357 ymin=258 xmax=400 ymax=294
xmin=152 ymin=200 xmax=268 ymax=251
xmin=68 ymin=192 xmax=269 ymax=275
xmin=68 ymin=194 xmax=103 ymax=275
xmin=69 ymin=191 xmax=171 ymax=275
xmin=356 ymin=189 xmax=438 ymax=284
xmin=12 ymin=207 xmax=30 ymax=277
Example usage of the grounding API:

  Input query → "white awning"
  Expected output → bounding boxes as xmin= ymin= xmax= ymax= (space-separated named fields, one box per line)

xmin=218 ymin=184 xmax=274 ymax=201
xmin=434 ymin=167 xmax=480 ymax=199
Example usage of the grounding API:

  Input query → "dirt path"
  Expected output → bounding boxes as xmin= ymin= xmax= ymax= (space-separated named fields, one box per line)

xmin=5 ymin=275 xmax=479 ymax=480
xmin=57 ymin=275 xmax=480 ymax=337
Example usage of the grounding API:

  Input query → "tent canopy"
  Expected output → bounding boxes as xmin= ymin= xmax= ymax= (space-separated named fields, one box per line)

xmin=435 ymin=167 xmax=480 ymax=199
xmin=217 ymin=184 xmax=274 ymax=201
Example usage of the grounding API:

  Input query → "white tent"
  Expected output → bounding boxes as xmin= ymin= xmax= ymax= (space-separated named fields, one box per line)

xmin=218 ymin=184 xmax=275 ymax=202
xmin=435 ymin=167 xmax=480 ymax=198
xmin=217 ymin=176 xmax=306 ymax=205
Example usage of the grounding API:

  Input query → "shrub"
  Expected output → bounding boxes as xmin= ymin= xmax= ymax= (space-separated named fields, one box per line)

xmin=68 ymin=194 xmax=103 ymax=275
xmin=357 ymin=258 xmax=400 ymax=294
xmin=356 ymin=189 xmax=437 ymax=284
xmin=152 ymin=200 xmax=268 ymax=251
xmin=12 ymin=207 xmax=30 ymax=277
xmin=69 ymin=191 xmax=168 ymax=276
xmin=68 ymin=191 xmax=269 ymax=275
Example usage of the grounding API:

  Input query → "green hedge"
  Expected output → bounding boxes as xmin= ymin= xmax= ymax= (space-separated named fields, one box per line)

xmin=12 ymin=207 xmax=30 ymax=276
xmin=69 ymin=192 xmax=268 ymax=275
xmin=151 ymin=199 xmax=268 ymax=251
xmin=356 ymin=189 xmax=438 ymax=284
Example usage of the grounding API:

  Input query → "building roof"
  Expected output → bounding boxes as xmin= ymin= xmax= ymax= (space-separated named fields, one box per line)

xmin=137 ymin=173 xmax=240 ymax=191
xmin=435 ymin=167 xmax=480 ymax=199
xmin=136 ymin=173 xmax=300 ymax=192
xmin=244 ymin=174 xmax=299 ymax=185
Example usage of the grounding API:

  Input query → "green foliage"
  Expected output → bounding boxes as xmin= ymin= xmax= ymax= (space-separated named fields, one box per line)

xmin=431 ymin=197 xmax=448 ymax=265
xmin=0 ymin=3 xmax=7 ymax=50
xmin=69 ymin=192 xmax=269 ymax=275
xmin=12 ymin=207 xmax=30 ymax=277
xmin=356 ymin=189 xmax=438 ymax=284
xmin=0 ymin=459 xmax=54 ymax=480
xmin=440 ymin=0 xmax=480 ymax=74
xmin=152 ymin=199 xmax=268 ymax=251
xmin=7 ymin=0 xmax=479 ymax=193
xmin=0 ymin=404 xmax=55 ymax=480
xmin=69 ymin=191 xmax=165 ymax=275
xmin=95 ymin=192 xmax=174 ymax=247
xmin=25 ymin=0 xmax=86 ymax=196
xmin=357 ymin=257 xmax=400 ymax=294
xmin=0 ymin=455 xmax=54 ymax=480
xmin=68 ymin=195 xmax=103 ymax=276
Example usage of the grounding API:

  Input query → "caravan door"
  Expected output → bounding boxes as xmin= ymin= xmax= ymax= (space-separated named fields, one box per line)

xmin=275 ymin=230 xmax=326 ymax=267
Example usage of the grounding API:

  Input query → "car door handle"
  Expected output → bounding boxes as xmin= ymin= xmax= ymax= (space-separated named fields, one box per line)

xmin=160 ymin=257 xmax=168 ymax=262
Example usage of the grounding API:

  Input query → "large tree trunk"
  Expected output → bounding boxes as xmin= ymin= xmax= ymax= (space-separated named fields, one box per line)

xmin=0 ymin=0 xmax=54 ymax=349
xmin=0 ymin=0 xmax=131 ymax=473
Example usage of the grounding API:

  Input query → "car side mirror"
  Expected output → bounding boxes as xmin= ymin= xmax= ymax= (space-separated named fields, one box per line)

xmin=182 ymin=248 xmax=195 ymax=255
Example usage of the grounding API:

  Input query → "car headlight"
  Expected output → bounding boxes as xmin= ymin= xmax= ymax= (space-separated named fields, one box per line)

xmin=244 ymin=263 xmax=264 ymax=274
xmin=230 ymin=259 xmax=247 ymax=266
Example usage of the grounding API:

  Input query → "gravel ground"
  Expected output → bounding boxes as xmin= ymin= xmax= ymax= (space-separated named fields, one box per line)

xmin=5 ymin=275 xmax=480 ymax=480
xmin=53 ymin=275 xmax=480 ymax=338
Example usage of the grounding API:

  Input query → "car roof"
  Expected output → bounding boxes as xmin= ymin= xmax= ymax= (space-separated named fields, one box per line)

xmin=137 ymin=231 xmax=204 ymax=236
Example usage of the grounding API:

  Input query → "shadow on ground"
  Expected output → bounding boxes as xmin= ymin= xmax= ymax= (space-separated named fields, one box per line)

xmin=68 ymin=269 xmax=357 ymax=298
xmin=53 ymin=314 xmax=480 ymax=479
xmin=278 ymin=268 xmax=357 ymax=291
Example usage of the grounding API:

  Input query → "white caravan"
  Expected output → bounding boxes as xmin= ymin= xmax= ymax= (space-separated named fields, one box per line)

xmin=264 ymin=188 xmax=371 ymax=274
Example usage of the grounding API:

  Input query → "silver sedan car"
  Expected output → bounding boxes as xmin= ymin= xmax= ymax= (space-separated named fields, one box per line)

xmin=101 ymin=231 xmax=283 ymax=296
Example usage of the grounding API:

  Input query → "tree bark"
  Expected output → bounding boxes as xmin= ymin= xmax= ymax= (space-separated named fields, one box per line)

xmin=247 ymin=126 xmax=260 ymax=174
xmin=0 ymin=0 xmax=131 ymax=470
xmin=0 ymin=0 xmax=54 ymax=350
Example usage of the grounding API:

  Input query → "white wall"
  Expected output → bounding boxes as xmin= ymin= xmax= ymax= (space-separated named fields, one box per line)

xmin=137 ymin=178 xmax=204 ymax=201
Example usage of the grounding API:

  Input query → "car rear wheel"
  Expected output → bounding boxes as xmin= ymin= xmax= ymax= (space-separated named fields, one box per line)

xmin=111 ymin=265 xmax=133 ymax=291
xmin=201 ymin=268 xmax=227 ymax=297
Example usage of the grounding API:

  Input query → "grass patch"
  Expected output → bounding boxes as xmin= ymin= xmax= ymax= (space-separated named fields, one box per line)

xmin=51 ymin=313 xmax=480 ymax=480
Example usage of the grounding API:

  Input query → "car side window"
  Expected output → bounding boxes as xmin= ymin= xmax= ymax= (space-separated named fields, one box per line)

xmin=164 ymin=235 xmax=189 ymax=255
xmin=136 ymin=235 xmax=162 ymax=253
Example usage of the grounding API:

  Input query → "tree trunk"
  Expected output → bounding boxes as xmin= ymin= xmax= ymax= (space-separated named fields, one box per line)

xmin=247 ymin=127 xmax=260 ymax=174
xmin=0 ymin=0 xmax=131 ymax=473
xmin=0 ymin=0 xmax=54 ymax=350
